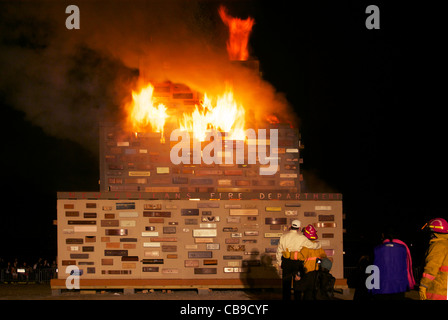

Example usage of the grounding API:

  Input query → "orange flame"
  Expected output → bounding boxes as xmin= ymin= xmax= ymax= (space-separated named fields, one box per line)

xmin=126 ymin=83 xmax=169 ymax=142
xmin=126 ymin=82 xmax=246 ymax=143
xmin=179 ymin=86 xmax=246 ymax=141
xmin=218 ymin=5 xmax=255 ymax=61
xmin=266 ymin=114 xmax=280 ymax=124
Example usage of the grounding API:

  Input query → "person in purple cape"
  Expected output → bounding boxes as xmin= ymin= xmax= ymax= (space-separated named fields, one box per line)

xmin=370 ymin=227 xmax=415 ymax=299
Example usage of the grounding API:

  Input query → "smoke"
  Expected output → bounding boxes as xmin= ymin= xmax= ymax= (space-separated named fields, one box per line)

xmin=0 ymin=0 xmax=297 ymax=154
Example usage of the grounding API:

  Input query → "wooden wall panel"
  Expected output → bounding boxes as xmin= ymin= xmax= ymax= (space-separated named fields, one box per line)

xmin=99 ymin=123 xmax=303 ymax=194
xmin=57 ymin=197 xmax=344 ymax=283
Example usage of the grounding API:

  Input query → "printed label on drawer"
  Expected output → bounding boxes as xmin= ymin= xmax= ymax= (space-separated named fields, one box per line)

xmin=163 ymin=226 xmax=176 ymax=234
xmin=264 ymin=233 xmax=283 ymax=238
xmin=142 ymin=232 xmax=159 ymax=237
xmin=74 ymin=226 xmax=97 ymax=232
xmin=116 ymin=202 xmax=135 ymax=210
xmin=315 ymin=206 xmax=332 ymax=211
xmin=144 ymin=251 xmax=160 ymax=257
xmin=156 ymin=167 xmax=170 ymax=174
xmin=129 ymin=171 xmax=151 ymax=176
xmin=244 ymin=231 xmax=259 ymax=236
xmin=193 ymin=229 xmax=217 ymax=237
xmin=199 ymin=223 xmax=217 ymax=228
xmin=194 ymin=268 xmax=217 ymax=274
xmin=188 ymin=251 xmax=213 ymax=258
xmin=144 ymin=204 xmax=162 ymax=210
xmin=142 ymin=267 xmax=159 ymax=272
xmin=318 ymin=215 xmax=335 ymax=221
xmin=229 ymin=209 xmax=258 ymax=216
xmin=184 ymin=260 xmax=199 ymax=267
xmin=318 ymin=240 xmax=331 ymax=246
xmin=143 ymin=242 xmax=160 ymax=247
xmin=142 ymin=259 xmax=163 ymax=264
xmin=162 ymin=268 xmax=179 ymax=274
xmin=227 ymin=245 xmax=245 ymax=252
xmin=181 ymin=209 xmax=199 ymax=216
xmin=120 ymin=220 xmax=136 ymax=227
xmin=265 ymin=218 xmax=287 ymax=225
xmin=313 ymin=222 xmax=336 ymax=228
xmin=118 ymin=212 xmax=138 ymax=218
xmin=280 ymin=173 xmax=297 ymax=178
xmin=105 ymin=229 xmax=128 ymax=236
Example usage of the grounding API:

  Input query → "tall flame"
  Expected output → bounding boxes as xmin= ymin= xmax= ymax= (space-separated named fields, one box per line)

xmin=218 ymin=5 xmax=255 ymax=61
xmin=126 ymin=83 xmax=169 ymax=142
xmin=179 ymin=86 xmax=246 ymax=141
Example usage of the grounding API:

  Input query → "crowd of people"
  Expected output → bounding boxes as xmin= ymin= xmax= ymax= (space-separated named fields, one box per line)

xmin=0 ymin=257 xmax=57 ymax=283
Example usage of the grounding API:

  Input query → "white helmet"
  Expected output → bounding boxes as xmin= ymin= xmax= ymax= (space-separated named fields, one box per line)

xmin=291 ymin=220 xmax=301 ymax=228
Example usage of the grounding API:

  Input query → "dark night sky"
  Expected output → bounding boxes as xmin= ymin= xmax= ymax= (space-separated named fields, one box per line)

xmin=0 ymin=0 xmax=443 ymax=266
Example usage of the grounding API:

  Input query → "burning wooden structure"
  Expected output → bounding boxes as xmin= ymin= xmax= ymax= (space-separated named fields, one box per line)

xmin=52 ymin=6 xmax=345 ymax=294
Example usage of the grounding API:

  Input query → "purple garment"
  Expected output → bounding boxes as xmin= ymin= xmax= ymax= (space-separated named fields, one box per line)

xmin=371 ymin=242 xmax=409 ymax=295
xmin=383 ymin=239 xmax=415 ymax=289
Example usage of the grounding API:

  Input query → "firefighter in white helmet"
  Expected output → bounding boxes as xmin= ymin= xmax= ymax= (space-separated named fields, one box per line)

xmin=276 ymin=219 xmax=322 ymax=300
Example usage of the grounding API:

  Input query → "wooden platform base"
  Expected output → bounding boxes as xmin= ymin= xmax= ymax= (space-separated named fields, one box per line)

xmin=50 ymin=278 xmax=347 ymax=295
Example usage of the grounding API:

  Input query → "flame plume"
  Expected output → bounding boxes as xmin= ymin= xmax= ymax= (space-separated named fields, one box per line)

xmin=218 ymin=5 xmax=255 ymax=61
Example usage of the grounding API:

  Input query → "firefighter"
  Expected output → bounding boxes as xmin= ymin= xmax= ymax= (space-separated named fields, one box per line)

xmin=419 ymin=218 xmax=448 ymax=300
xmin=276 ymin=220 xmax=321 ymax=300
xmin=295 ymin=224 xmax=329 ymax=300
